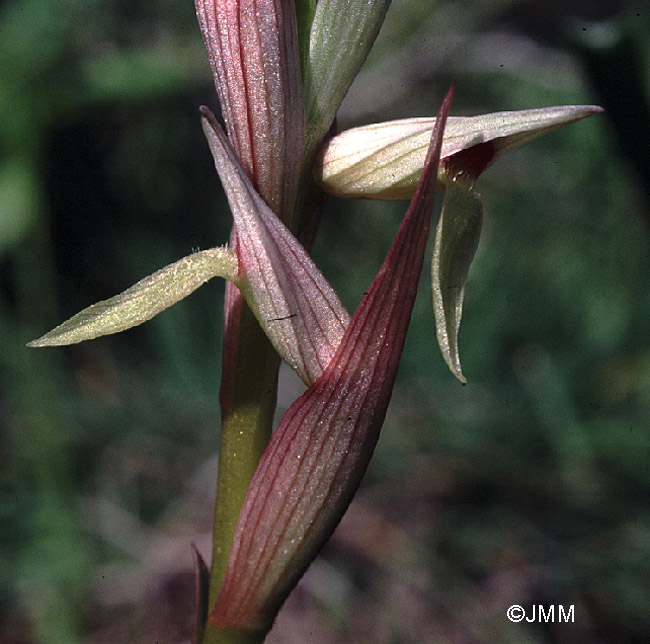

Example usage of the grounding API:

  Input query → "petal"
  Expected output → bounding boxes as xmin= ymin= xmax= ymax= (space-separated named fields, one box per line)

xmin=431 ymin=180 xmax=483 ymax=383
xmin=315 ymin=105 xmax=603 ymax=199
xmin=201 ymin=108 xmax=350 ymax=386
xmin=27 ymin=248 xmax=238 ymax=347
xmin=209 ymin=87 xmax=454 ymax=634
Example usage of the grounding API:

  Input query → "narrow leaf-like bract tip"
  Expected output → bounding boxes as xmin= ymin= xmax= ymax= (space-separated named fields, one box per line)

xmin=27 ymin=247 xmax=238 ymax=347
xmin=191 ymin=543 xmax=210 ymax=644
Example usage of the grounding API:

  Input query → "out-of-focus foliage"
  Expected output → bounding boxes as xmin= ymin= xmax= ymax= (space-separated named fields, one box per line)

xmin=1 ymin=0 xmax=648 ymax=643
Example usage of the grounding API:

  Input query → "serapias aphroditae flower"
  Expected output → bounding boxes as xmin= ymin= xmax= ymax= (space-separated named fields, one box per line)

xmin=314 ymin=104 xmax=603 ymax=381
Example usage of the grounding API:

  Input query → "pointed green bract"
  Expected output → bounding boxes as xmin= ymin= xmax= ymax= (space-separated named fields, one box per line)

xmin=304 ymin=0 xmax=391 ymax=156
xmin=432 ymin=181 xmax=483 ymax=383
xmin=28 ymin=247 xmax=238 ymax=347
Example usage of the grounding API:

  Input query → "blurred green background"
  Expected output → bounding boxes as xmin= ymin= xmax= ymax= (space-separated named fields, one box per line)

xmin=1 ymin=0 xmax=649 ymax=642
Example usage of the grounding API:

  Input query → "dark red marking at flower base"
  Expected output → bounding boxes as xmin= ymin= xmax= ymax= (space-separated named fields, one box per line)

xmin=445 ymin=139 xmax=496 ymax=181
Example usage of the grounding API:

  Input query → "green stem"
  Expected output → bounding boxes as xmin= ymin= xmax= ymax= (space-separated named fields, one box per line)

xmin=204 ymin=301 xmax=280 ymax=631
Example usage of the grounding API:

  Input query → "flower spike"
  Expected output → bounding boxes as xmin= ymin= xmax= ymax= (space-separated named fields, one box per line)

xmin=209 ymin=87 xmax=454 ymax=635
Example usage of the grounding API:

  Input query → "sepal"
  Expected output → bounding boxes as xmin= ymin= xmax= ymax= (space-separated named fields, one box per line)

xmin=304 ymin=0 xmax=391 ymax=155
xmin=315 ymin=105 xmax=603 ymax=199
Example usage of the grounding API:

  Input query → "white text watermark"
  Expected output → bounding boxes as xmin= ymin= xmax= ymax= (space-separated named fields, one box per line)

xmin=507 ymin=604 xmax=575 ymax=623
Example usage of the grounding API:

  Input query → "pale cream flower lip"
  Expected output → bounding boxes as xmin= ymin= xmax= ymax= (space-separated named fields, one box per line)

xmin=315 ymin=105 xmax=603 ymax=199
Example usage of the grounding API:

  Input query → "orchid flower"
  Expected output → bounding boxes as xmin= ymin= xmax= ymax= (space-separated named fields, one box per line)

xmin=28 ymin=105 xmax=601 ymax=363
xmin=314 ymin=104 xmax=603 ymax=381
